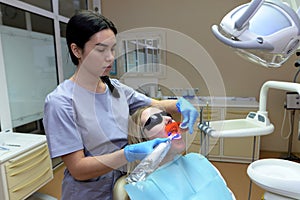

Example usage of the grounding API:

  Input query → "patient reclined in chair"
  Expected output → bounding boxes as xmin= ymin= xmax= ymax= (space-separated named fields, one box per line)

xmin=113 ymin=154 xmax=235 ymax=200
xmin=113 ymin=106 xmax=235 ymax=200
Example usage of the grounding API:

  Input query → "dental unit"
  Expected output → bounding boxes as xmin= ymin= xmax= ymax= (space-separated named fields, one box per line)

xmin=200 ymin=81 xmax=300 ymax=138
xmin=210 ymin=0 xmax=300 ymax=199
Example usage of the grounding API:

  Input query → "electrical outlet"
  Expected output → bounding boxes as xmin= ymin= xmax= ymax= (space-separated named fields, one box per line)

xmin=286 ymin=92 xmax=300 ymax=110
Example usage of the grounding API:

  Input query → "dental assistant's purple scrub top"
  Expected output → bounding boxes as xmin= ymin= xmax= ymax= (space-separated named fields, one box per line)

xmin=43 ymin=78 xmax=151 ymax=200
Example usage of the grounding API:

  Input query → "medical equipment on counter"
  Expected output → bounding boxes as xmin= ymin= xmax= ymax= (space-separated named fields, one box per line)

xmin=247 ymin=158 xmax=300 ymax=199
xmin=211 ymin=0 xmax=300 ymax=67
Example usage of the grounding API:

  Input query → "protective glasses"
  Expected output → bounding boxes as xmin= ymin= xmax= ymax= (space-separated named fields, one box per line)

xmin=143 ymin=111 xmax=172 ymax=131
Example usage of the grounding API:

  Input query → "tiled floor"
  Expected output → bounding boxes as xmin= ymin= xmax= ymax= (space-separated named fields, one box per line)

xmin=211 ymin=151 xmax=300 ymax=200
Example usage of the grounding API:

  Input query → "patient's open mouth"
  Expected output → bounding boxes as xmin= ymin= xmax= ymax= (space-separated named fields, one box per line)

xmin=165 ymin=122 xmax=181 ymax=140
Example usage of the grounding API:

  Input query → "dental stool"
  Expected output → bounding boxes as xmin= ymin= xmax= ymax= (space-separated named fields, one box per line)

xmin=113 ymin=175 xmax=129 ymax=200
xmin=247 ymin=159 xmax=300 ymax=200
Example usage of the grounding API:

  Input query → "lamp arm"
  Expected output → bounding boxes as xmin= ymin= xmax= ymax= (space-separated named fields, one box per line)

xmin=234 ymin=0 xmax=264 ymax=30
xmin=259 ymin=81 xmax=300 ymax=115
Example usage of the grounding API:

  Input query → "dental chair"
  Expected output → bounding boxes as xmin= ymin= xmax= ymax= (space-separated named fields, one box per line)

xmin=113 ymin=175 xmax=129 ymax=200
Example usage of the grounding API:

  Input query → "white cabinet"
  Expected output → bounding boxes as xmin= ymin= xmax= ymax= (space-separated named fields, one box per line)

xmin=0 ymin=132 xmax=53 ymax=200
xmin=185 ymin=97 xmax=260 ymax=163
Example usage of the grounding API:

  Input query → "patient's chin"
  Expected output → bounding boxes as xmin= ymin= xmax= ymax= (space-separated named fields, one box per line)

xmin=171 ymin=139 xmax=185 ymax=153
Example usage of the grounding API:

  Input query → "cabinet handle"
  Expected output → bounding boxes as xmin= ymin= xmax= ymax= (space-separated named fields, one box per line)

xmin=12 ymin=167 xmax=51 ymax=192
xmin=9 ymin=154 xmax=48 ymax=176
xmin=8 ymin=144 xmax=47 ymax=168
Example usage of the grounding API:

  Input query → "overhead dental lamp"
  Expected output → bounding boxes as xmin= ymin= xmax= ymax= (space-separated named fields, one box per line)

xmin=211 ymin=0 xmax=300 ymax=67
xmin=209 ymin=2 xmax=300 ymax=199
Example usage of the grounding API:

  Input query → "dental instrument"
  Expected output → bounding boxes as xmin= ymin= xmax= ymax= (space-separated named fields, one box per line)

xmin=0 ymin=146 xmax=9 ymax=151
xmin=126 ymin=122 xmax=181 ymax=183
xmin=2 ymin=143 xmax=21 ymax=147
xmin=125 ymin=139 xmax=171 ymax=183
xmin=198 ymin=107 xmax=210 ymax=156
xmin=125 ymin=134 xmax=177 ymax=183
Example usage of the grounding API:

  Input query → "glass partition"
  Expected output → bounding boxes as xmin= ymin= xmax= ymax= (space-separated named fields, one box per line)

xmin=1 ymin=25 xmax=57 ymax=127
xmin=0 ymin=1 xmax=89 ymax=132
xmin=0 ymin=3 xmax=57 ymax=128
xmin=60 ymin=22 xmax=76 ymax=80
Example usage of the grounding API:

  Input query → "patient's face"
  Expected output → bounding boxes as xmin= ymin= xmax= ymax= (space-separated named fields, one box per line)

xmin=141 ymin=107 xmax=186 ymax=153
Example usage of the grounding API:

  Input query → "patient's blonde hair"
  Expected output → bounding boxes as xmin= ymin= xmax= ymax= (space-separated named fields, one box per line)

xmin=127 ymin=105 xmax=165 ymax=174
xmin=128 ymin=106 xmax=150 ymax=145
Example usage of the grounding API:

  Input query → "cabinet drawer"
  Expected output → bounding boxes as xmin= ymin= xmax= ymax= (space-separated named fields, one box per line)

xmin=6 ymin=153 xmax=50 ymax=189
xmin=8 ymin=166 xmax=52 ymax=200
xmin=6 ymin=144 xmax=49 ymax=170
xmin=4 ymin=144 xmax=53 ymax=199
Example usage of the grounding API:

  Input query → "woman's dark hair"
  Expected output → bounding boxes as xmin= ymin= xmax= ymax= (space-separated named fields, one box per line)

xmin=66 ymin=10 xmax=118 ymax=65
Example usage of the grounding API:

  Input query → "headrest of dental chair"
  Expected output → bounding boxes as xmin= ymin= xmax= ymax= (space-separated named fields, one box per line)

xmin=113 ymin=175 xmax=129 ymax=200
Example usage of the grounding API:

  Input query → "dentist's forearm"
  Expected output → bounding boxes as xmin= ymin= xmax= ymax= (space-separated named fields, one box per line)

xmin=151 ymin=99 xmax=178 ymax=114
xmin=62 ymin=149 xmax=127 ymax=181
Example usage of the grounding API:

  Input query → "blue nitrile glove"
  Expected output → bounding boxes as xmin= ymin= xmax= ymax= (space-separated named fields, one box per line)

xmin=176 ymin=97 xmax=199 ymax=134
xmin=124 ymin=138 xmax=169 ymax=162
